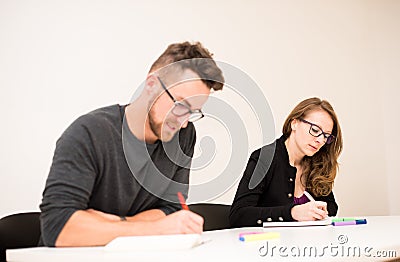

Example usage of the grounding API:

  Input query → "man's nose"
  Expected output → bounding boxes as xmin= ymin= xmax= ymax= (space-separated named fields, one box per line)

xmin=176 ymin=115 xmax=189 ymax=128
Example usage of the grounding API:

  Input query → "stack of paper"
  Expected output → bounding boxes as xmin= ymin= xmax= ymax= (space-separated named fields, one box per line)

xmin=263 ymin=217 xmax=332 ymax=228
xmin=105 ymin=234 xmax=202 ymax=252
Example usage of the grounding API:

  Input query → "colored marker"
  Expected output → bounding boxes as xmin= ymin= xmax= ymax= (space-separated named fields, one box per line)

xmin=331 ymin=217 xmax=357 ymax=222
xmin=355 ymin=219 xmax=367 ymax=224
xmin=239 ymin=232 xmax=280 ymax=242
xmin=238 ymin=232 xmax=264 ymax=238
xmin=332 ymin=219 xmax=367 ymax=226
xmin=177 ymin=192 xmax=189 ymax=210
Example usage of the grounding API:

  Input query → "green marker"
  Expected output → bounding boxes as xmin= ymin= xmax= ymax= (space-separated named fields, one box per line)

xmin=331 ymin=217 xmax=357 ymax=222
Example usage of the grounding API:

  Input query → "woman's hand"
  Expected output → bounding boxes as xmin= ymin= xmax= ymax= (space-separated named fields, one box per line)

xmin=291 ymin=201 xmax=328 ymax=221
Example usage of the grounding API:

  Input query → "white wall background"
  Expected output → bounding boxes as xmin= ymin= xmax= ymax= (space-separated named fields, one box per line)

xmin=1 ymin=0 xmax=399 ymax=218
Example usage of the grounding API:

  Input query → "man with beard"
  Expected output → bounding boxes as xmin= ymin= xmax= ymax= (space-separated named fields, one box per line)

xmin=39 ymin=42 xmax=224 ymax=247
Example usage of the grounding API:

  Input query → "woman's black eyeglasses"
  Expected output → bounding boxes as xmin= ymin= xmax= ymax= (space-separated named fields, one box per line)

xmin=299 ymin=118 xmax=336 ymax=144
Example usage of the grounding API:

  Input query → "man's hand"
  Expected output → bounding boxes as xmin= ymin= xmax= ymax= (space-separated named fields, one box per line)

xmin=153 ymin=210 xmax=204 ymax=234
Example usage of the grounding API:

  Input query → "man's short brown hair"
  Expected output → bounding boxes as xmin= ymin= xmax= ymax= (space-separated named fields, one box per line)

xmin=150 ymin=41 xmax=224 ymax=91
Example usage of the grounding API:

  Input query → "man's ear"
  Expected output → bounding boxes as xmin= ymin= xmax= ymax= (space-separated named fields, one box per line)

xmin=144 ymin=74 xmax=159 ymax=97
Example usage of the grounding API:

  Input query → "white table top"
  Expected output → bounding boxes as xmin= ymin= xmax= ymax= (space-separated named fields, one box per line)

xmin=7 ymin=216 xmax=400 ymax=261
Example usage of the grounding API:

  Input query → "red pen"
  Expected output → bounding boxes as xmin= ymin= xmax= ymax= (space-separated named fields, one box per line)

xmin=177 ymin=192 xmax=189 ymax=210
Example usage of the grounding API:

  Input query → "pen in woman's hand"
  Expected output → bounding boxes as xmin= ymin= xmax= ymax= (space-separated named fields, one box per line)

xmin=304 ymin=191 xmax=328 ymax=217
xmin=303 ymin=191 xmax=315 ymax=202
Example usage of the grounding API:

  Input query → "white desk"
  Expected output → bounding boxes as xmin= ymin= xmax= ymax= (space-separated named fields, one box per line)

xmin=7 ymin=216 xmax=400 ymax=261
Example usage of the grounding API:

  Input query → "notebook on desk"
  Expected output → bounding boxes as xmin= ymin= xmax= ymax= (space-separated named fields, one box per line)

xmin=105 ymin=233 xmax=203 ymax=252
xmin=263 ymin=217 xmax=332 ymax=228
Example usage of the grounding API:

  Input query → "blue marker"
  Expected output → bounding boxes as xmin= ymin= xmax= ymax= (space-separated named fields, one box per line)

xmin=332 ymin=219 xmax=367 ymax=226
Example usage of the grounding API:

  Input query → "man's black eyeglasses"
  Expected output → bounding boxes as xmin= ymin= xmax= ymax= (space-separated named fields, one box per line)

xmin=157 ymin=77 xmax=204 ymax=122
xmin=299 ymin=118 xmax=336 ymax=144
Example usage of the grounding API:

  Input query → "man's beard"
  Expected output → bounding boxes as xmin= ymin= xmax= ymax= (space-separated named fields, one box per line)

xmin=148 ymin=106 xmax=176 ymax=142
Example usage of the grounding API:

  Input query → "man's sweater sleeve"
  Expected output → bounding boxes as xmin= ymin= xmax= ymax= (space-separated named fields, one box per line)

xmin=39 ymin=116 xmax=98 ymax=246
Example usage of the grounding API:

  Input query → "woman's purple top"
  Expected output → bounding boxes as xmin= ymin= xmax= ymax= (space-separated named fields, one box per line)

xmin=294 ymin=194 xmax=310 ymax=205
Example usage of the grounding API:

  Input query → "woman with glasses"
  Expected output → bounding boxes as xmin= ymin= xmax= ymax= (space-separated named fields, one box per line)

xmin=230 ymin=97 xmax=343 ymax=227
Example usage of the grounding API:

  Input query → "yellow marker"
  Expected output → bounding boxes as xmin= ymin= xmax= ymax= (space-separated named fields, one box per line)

xmin=239 ymin=232 xmax=280 ymax=242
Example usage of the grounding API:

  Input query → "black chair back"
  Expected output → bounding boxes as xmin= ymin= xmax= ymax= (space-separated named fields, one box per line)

xmin=0 ymin=212 xmax=41 ymax=262
xmin=188 ymin=203 xmax=231 ymax=231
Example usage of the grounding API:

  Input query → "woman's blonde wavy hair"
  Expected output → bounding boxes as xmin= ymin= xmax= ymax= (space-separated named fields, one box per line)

xmin=282 ymin=97 xmax=343 ymax=196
